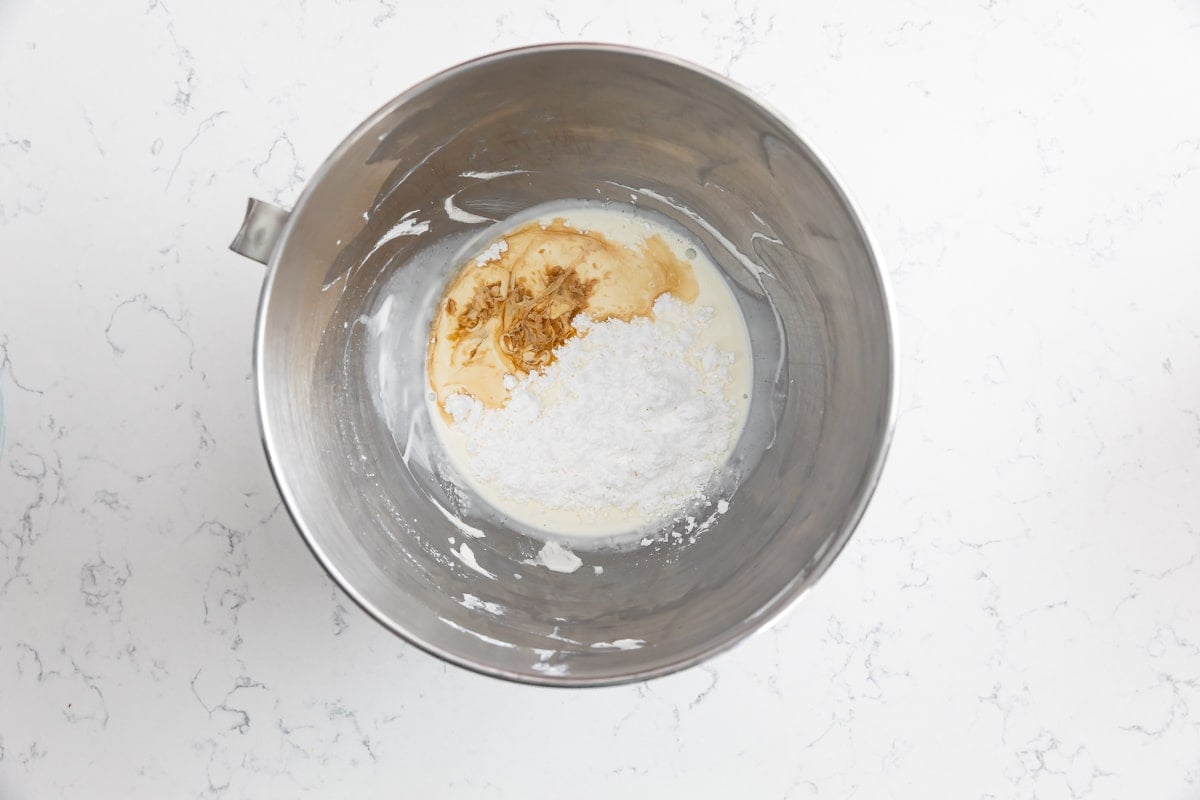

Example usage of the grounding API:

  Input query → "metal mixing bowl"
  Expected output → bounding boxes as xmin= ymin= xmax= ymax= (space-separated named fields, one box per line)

xmin=230 ymin=44 xmax=896 ymax=685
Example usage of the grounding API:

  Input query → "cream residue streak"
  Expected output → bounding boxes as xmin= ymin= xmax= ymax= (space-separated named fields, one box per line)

xmin=451 ymin=542 xmax=494 ymax=578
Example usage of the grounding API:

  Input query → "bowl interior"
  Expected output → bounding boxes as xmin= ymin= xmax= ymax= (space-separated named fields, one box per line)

xmin=257 ymin=46 xmax=893 ymax=684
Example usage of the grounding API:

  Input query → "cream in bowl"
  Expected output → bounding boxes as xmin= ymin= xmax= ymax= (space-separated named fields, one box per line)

xmin=425 ymin=203 xmax=752 ymax=539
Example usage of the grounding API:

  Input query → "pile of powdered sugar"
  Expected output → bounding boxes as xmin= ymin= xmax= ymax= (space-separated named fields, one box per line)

xmin=443 ymin=294 xmax=737 ymax=521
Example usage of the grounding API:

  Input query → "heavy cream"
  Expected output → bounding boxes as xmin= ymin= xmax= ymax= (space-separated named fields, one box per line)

xmin=425 ymin=204 xmax=753 ymax=539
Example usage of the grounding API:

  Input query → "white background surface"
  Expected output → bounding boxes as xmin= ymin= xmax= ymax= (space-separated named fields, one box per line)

xmin=3 ymin=0 xmax=1200 ymax=797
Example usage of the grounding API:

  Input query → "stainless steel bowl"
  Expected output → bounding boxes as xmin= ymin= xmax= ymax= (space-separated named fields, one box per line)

xmin=231 ymin=44 xmax=896 ymax=685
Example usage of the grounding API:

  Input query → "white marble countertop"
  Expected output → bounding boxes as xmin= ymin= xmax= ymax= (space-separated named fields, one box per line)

xmin=3 ymin=0 xmax=1199 ymax=796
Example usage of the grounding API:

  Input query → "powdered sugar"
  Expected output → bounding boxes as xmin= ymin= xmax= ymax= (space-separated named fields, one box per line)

xmin=444 ymin=295 xmax=737 ymax=523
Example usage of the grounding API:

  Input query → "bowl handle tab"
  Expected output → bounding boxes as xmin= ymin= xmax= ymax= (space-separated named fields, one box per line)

xmin=229 ymin=198 xmax=290 ymax=265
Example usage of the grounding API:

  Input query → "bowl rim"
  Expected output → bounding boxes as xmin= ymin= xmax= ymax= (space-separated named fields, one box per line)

xmin=252 ymin=42 xmax=899 ymax=687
